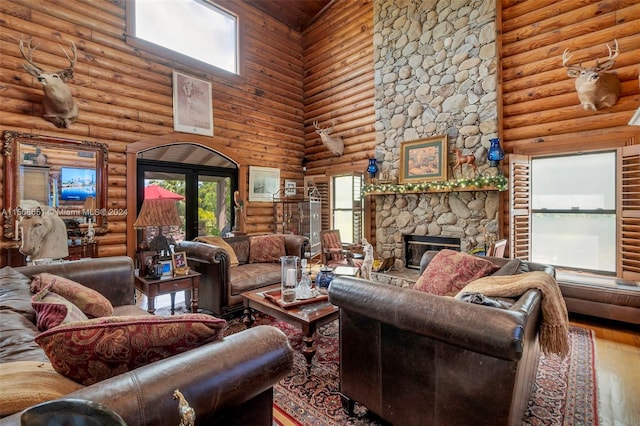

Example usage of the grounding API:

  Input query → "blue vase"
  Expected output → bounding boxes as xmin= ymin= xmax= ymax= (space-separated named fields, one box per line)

xmin=487 ymin=138 xmax=505 ymax=167
xmin=366 ymin=158 xmax=378 ymax=178
xmin=315 ymin=266 xmax=335 ymax=291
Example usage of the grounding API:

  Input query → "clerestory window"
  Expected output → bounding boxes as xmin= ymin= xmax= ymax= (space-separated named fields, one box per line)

xmin=127 ymin=0 xmax=238 ymax=74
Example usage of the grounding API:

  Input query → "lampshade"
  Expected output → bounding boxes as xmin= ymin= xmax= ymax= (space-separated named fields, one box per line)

xmin=134 ymin=198 xmax=182 ymax=229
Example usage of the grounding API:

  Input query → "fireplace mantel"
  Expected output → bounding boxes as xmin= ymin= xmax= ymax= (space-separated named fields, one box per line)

xmin=363 ymin=175 xmax=507 ymax=196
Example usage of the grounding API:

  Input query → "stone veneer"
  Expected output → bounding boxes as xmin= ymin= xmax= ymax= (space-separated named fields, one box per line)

xmin=373 ymin=0 xmax=501 ymax=261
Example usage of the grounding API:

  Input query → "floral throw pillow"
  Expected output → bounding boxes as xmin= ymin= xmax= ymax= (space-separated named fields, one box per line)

xmin=35 ymin=314 xmax=227 ymax=385
xmin=413 ymin=249 xmax=500 ymax=296
xmin=30 ymin=273 xmax=114 ymax=318
xmin=32 ymin=288 xmax=88 ymax=331
xmin=249 ymin=235 xmax=286 ymax=263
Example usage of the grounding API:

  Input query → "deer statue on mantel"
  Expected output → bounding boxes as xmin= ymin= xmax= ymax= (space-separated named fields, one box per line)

xmin=562 ymin=39 xmax=622 ymax=111
xmin=313 ymin=120 xmax=344 ymax=156
xmin=19 ymin=38 xmax=79 ymax=128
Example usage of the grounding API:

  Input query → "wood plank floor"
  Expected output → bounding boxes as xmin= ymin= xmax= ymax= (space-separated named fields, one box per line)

xmin=569 ymin=314 xmax=640 ymax=426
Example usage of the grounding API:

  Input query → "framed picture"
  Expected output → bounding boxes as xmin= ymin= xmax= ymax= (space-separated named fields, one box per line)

xmin=172 ymin=71 xmax=214 ymax=136
xmin=172 ymin=251 xmax=189 ymax=275
xmin=399 ymin=135 xmax=448 ymax=183
xmin=284 ymin=180 xmax=297 ymax=196
xmin=249 ymin=166 xmax=280 ymax=202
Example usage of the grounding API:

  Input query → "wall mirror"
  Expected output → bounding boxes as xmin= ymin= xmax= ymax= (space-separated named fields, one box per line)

xmin=2 ymin=131 xmax=108 ymax=239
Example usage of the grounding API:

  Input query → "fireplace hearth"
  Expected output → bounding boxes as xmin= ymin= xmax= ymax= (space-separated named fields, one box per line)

xmin=404 ymin=235 xmax=461 ymax=270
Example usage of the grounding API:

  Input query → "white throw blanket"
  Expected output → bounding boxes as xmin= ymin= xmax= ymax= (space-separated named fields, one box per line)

xmin=461 ymin=271 xmax=569 ymax=358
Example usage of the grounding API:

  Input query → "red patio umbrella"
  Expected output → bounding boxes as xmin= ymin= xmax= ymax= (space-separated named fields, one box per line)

xmin=144 ymin=184 xmax=184 ymax=200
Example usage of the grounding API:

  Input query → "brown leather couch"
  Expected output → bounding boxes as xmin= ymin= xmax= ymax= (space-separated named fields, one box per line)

xmin=0 ymin=257 xmax=293 ymax=425
xmin=328 ymin=253 xmax=555 ymax=426
xmin=179 ymin=234 xmax=308 ymax=317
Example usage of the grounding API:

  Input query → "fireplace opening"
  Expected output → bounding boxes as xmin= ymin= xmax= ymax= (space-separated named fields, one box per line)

xmin=404 ymin=235 xmax=461 ymax=269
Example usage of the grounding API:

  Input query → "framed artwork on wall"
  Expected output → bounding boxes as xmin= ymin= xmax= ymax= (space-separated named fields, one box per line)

xmin=249 ymin=166 xmax=280 ymax=202
xmin=284 ymin=180 xmax=297 ymax=196
xmin=172 ymin=71 xmax=214 ymax=136
xmin=399 ymin=135 xmax=448 ymax=183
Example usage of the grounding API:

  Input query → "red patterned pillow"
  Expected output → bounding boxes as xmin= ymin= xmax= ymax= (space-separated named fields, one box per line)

xmin=31 ymin=273 xmax=114 ymax=318
xmin=413 ymin=249 xmax=500 ymax=296
xmin=249 ymin=235 xmax=286 ymax=263
xmin=35 ymin=314 xmax=227 ymax=385
xmin=32 ymin=289 xmax=88 ymax=331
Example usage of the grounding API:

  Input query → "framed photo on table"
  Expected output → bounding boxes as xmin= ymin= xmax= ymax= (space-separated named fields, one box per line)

xmin=172 ymin=251 xmax=189 ymax=275
xmin=249 ymin=166 xmax=280 ymax=202
xmin=399 ymin=135 xmax=448 ymax=183
xmin=172 ymin=71 xmax=214 ymax=136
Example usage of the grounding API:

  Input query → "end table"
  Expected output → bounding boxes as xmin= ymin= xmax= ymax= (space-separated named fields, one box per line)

xmin=134 ymin=270 xmax=201 ymax=315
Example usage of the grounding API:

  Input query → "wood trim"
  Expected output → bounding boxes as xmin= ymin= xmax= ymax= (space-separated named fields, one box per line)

xmin=619 ymin=144 xmax=640 ymax=280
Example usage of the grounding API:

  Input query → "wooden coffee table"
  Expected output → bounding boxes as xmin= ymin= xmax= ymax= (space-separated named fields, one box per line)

xmin=241 ymin=284 xmax=339 ymax=376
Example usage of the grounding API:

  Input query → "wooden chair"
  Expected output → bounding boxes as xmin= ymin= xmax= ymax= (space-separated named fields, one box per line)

xmin=487 ymin=239 xmax=507 ymax=258
xmin=320 ymin=230 xmax=363 ymax=268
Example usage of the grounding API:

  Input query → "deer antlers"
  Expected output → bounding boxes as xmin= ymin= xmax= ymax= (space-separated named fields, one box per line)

xmin=19 ymin=38 xmax=77 ymax=75
xmin=562 ymin=39 xmax=619 ymax=74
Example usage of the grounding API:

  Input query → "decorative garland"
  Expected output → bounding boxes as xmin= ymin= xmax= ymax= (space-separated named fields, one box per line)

xmin=362 ymin=174 xmax=508 ymax=195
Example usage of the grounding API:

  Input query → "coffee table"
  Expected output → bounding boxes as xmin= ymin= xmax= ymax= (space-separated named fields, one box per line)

xmin=241 ymin=284 xmax=339 ymax=376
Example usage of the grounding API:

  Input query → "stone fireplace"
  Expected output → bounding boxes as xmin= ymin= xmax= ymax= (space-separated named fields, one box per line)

xmin=372 ymin=0 xmax=501 ymax=264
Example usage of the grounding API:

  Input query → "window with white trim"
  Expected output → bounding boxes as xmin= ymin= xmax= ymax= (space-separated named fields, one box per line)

xmin=509 ymin=145 xmax=640 ymax=280
xmin=128 ymin=0 xmax=238 ymax=74
xmin=332 ymin=174 xmax=363 ymax=244
xmin=530 ymin=152 xmax=616 ymax=273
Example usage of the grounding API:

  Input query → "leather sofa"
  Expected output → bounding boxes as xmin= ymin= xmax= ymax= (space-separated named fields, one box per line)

xmin=0 ymin=256 xmax=293 ymax=425
xmin=328 ymin=252 xmax=555 ymax=426
xmin=179 ymin=234 xmax=308 ymax=317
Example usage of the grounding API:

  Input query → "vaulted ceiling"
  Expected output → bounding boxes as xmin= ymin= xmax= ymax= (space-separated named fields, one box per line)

xmin=244 ymin=0 xmax=333 ymax=31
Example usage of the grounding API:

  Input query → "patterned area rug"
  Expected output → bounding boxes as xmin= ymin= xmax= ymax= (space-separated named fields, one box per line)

xmin=221 ymin=314 xmax=599 ymax=426
xmin=156 ymin=305 xmax=598 ymax=425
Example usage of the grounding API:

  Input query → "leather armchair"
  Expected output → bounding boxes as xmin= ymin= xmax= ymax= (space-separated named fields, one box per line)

xmin=328 ymin=254 xmax=555 ymax=426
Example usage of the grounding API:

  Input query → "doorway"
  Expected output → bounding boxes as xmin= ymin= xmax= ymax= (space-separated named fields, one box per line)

xmin=136 ymin=145 xmax=237 ymax=247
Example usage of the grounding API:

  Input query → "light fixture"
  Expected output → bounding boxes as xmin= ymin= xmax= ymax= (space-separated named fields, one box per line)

xmin=487 ymin=138 xmax=505 ymax=167
xmin=133 ymin=198 xmax=182 ymax=255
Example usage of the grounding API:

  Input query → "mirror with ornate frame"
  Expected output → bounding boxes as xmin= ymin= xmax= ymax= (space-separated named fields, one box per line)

xmin=2 ymin=131 xmax=108 ymax=239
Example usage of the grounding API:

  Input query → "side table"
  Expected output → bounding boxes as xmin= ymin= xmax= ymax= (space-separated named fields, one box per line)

xmin=134 ymin=270 xmax=201 ymax=315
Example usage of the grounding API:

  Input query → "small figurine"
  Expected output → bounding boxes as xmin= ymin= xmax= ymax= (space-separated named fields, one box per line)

xmin=361 ymin=238 xmax=373 ymax=280
xmin=174 ymin=389 xmax=195 ymax=426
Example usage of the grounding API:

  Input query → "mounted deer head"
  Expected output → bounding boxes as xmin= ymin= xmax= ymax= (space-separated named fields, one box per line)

xmin=562 ymin=39 xmax=621 ymax=111
xmin=313 ymin=120 xmax=344 ymax=156
xmin=19 ymin=38 xmax=79 ymax=128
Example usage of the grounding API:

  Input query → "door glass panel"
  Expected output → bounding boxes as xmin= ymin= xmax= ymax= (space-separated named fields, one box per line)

xmin=143 ymin=172 xmax=186 ymax=247
xmin=198 ymin=175 xmax=231 ymax=236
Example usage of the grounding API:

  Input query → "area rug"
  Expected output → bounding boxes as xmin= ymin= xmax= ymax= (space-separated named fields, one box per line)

xmin=232 ymin=315 xmax=598 ymax=426
xmin=157 ymin=305 xmax=598 ymax=425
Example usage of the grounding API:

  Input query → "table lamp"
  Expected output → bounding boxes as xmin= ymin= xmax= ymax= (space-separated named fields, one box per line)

xmin=133 ymin=198 xmax=182 ymax=255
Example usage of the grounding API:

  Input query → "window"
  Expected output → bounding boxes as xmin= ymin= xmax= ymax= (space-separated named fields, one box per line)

xmin=530 ymin=152 xmax=616 ymax=273
xmin=510 ymin=145 xmax=640 ymax=280
xmin=332 ymin=174 xmax=363 ymax=244
xmin=128 ymin=0 xmax=238 ymax=74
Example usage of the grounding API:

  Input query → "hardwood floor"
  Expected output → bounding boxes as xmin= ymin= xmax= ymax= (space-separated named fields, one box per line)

xmin=569 ymin=314 xmax=640 ymax=426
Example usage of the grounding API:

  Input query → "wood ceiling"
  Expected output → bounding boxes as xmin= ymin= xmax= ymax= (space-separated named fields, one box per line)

xmin=244 ymin=0 xmax=333 ymax=31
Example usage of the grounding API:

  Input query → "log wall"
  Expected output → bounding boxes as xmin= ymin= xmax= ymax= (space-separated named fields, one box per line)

xmin=499 ymin=0 xmax=640 ymax=243
xmin=0 ymin=0 xmax=307 ymax=257
xmin=302 ymin=0 xmax=376 ymax=240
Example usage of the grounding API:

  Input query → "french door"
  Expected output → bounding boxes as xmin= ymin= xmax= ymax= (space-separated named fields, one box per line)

xmin=137 ymin=160 xmax=236 ymax=244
